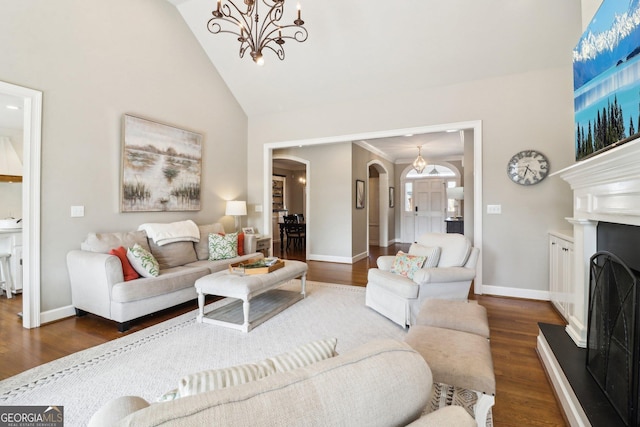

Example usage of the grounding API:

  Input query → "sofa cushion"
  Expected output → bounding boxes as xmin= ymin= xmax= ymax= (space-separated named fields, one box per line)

xmin=408 ymin=244 xmax=441 ymax=268
xmin=390 ymin=252 xmax=426 ymax=280
xmin=148 ymin=240 xmax=198 ymax=270
xmin=126 ymin=243 xmax=160 ymax=278
xmin=116 ymin=339 xmax=432 ymax=427
xmin=195 ymin=224 xmax=225 ymax=260
xmin=81 ymin=230 xmax=150 ymax=254
xmin=109 ymin=246 xmax=140 ymax=281
xmin=111 ymin=265 xmax=210 ymax=303
xmin=185 ymin=253 xmax=264 ymax=274
xmin=208 ymin=232 xmax=238 ymax=260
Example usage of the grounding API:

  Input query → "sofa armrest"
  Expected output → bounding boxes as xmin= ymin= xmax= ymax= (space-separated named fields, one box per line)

xmin=412 ymin=267 xmax=476 ymax=285
xmin=88 ymin=396 xmax=150 ymax=427
xmin=67 ymin=250 xmax=125 ymax=319
xmin=243 ymin=234 xmax=257 ymax=254
xmin=376 ymin=255 xmax=396 ymax=271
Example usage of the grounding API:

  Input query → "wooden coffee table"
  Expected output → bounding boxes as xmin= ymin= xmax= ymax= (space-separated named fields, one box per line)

xmin=194 ymin=260 xmax=308 ymax=332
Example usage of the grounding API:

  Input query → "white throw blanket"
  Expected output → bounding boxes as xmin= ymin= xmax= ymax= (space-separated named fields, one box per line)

xmin=138 ymin=220 xmax=200 ymax=246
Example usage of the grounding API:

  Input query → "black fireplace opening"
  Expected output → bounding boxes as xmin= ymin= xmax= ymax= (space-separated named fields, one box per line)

xmin=588 ymin=222 xmax=640 ymax=426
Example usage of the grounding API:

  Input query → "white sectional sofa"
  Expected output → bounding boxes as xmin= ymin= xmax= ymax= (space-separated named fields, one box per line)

xmin=88 ymin=339 xmax=477 ymax=427
xmin=67 ymin=223 xmax=261 ymax=331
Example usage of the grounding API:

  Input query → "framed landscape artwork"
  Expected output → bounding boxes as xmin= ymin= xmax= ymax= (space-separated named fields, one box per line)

xmin=121 ymin=114 xmax=202 ymax=212
xmin=574 ymin=0 xmax=640 ymax=161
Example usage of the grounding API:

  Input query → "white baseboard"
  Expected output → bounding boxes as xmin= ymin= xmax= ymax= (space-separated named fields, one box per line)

xmin=308 ymin=251 xmax=368 ymax=264
xmin=39 ymin=304 xmax=75 ymax=325
xmin=480 ymin=284 xmax=550 ymax=301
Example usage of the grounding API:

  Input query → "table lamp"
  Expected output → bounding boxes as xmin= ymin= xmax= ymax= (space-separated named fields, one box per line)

xmin=225 ymin=200 xmax=247 ymax=232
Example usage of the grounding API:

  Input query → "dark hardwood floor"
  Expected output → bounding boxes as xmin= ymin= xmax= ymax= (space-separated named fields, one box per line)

xmin=0 ymin=242 xmax=567 ymax=426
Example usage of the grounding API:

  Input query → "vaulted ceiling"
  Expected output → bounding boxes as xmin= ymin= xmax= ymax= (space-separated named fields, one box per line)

xmin=168 ymin=0 xmax=580 ymax=161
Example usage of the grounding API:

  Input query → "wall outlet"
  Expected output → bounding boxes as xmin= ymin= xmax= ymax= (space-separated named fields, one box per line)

xmin=71 ymin=205 xmax=85 ymax=217
xmin=487 ymin=204 xmax=502 ymax=214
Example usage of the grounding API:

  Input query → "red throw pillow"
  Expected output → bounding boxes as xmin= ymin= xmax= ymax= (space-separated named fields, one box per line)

xmin=109 ymin=246 xmax=140 ymax=281
xmin=237 ymin=232 xmax=245 ymax=256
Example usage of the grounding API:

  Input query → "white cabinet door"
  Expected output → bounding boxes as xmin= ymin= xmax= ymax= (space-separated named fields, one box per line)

xmin=549 ymin=233 xmax=573 ymax=321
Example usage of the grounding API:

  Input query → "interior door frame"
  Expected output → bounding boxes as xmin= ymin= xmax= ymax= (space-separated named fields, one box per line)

xmin=262 ymin=120 xmax=483 ymax=294
xmin=0 ymin=80 xmax=42 ymax=328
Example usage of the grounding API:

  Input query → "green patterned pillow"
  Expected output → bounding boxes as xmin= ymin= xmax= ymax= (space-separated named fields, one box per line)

xmin=126 ymin=243 xmax=160 ymax=277
xmin=208 ymin=232 xmax=238 ymax=260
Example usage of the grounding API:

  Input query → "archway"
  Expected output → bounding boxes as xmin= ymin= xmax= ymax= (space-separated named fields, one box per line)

xmin=367 ymin=160 xmax=390 ymax=248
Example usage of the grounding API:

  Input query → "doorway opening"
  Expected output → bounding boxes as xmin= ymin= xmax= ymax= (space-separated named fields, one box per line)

xmin=0 ymin=80 xmax=42 ymax=328
xmin=262 ymin=120 xmax=482 ymax=293
xmin=272 ymin=155 xmax=309 ymax=259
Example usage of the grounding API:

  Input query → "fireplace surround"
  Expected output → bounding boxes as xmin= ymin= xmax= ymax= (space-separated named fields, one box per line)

xmin=538 ymin=137 xmax=640 ymax=425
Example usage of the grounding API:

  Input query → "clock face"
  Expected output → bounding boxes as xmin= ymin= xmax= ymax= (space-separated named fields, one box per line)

xmin=507 ymin=150 xmax=549 ymax=185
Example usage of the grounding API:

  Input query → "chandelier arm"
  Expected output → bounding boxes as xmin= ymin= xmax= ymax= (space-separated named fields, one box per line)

xmin=262 ymin=43 xmax=286 ymax=61
xmin=254 ymin=1 xmax=283 ymax=52
xmin=208 ymin=0 xmax=308 ymax=64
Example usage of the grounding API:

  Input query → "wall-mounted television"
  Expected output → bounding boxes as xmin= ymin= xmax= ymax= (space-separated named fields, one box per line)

xmin=574 ymin=0 xmax=640 ymax=161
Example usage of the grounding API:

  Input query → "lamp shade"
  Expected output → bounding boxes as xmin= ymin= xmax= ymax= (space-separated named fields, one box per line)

xmin=446 ymin=187 xmax=464 ymax=200
xmin=225 ymin=200 xmax=247 ymax=216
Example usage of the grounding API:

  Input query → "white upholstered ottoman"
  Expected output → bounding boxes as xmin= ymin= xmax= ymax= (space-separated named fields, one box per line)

xmin=195 ymin=260 xmax=308 ymax=332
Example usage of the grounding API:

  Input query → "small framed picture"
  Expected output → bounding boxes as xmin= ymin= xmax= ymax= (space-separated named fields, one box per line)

xmin=356 ymin=179 xmax=365 ymax=209
xmin=242 ymin=227 xmax=255 ymax=234
xmin=389 ymin=187 xmax=395 ymax=208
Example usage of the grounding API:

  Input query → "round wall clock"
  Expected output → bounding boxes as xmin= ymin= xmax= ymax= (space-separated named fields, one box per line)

xmin=507 ymin=150 xmax=549 ymax=185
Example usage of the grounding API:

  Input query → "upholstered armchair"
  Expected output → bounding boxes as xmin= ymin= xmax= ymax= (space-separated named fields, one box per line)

xmin=365 ymin=233 xmax=480 ymax=328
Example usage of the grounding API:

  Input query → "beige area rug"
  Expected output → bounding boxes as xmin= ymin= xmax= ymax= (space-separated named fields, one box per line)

xmin=0 ymin=281 xmax=490 ymax=426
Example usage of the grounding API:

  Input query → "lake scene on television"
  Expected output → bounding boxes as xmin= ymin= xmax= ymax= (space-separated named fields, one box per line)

xmin=573 ymin=0 xmax=640 ymax=161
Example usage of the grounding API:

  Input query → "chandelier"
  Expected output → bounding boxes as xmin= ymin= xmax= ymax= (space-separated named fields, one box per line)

xmin=207 ymin=0 xmax=308 ymax=66
xmin=412 ymin=146 xmax=427 ymax=174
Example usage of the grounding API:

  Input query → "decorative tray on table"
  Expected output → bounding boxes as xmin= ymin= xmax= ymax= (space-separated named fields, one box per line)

xmin=229 ymin=257 xmax=284 ymax=275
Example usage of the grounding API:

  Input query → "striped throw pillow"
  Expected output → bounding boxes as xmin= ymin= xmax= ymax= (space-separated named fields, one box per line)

xmin=167 ymin=338 xmax=338 ymax=400
xmin=266 ymin=337 xmax=338 ymax=373
xmin=408 ymin=244 xmax=442 ymax=268
xmin=177 ymin=361 xmax=274 ymax=398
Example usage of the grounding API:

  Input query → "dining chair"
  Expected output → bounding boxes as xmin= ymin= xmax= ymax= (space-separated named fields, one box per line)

xmin=285 ymin=223 xmax=306 ymax=251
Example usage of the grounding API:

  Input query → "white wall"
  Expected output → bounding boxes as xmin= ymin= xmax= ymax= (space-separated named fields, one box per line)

xmin=0 ymin=0 xmax=247 ymax=313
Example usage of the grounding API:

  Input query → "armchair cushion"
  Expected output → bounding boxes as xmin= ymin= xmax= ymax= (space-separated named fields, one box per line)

xmin=391 ymin=252 xmax=427 ymax=279
xmin=412 ymin=267 xmax=477 ymax=285
xmin=408 ymin=244 xmax=441 ymax=268
xmin=367 ymin=269 xmax=420 ymax=299
xmin=416 ymin=233 xmax=471 ymax=267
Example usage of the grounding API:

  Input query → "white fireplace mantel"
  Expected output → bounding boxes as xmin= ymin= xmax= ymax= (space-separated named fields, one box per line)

xmin=537 ymin=138 xmax=640 ymax=425
xmin=552 ymin=136 xmax=640 ymax=347
xmin=554 ymin=137 xmax=640 ymax=226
